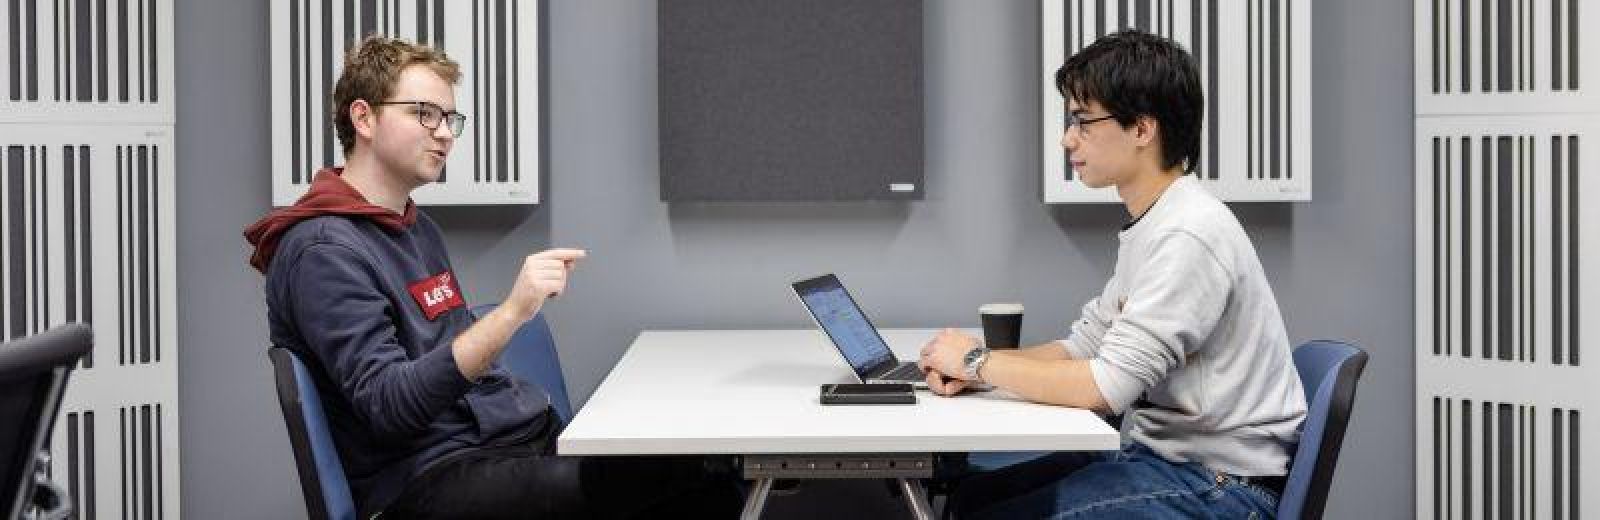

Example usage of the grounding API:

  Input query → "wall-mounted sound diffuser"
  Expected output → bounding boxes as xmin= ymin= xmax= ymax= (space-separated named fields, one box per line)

xmin=659 ymin=0 xmax=924 ymax=201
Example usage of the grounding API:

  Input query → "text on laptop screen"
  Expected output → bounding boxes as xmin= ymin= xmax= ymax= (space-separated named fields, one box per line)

xmin=797 ymin=283 xmax=893 ymax=375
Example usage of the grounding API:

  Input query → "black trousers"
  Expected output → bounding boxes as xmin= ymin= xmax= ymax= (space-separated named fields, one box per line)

xmin=382 ymin=437 xmax=742 ymax=519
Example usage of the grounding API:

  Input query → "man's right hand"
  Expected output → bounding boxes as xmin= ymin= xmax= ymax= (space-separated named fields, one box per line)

xmin=504 ymin=248 xmax=587 ymax=320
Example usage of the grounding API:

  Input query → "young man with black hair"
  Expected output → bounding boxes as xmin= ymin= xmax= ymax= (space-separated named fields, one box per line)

xmin=246 ymin=36 xmax=737 ymax=519
xmin=917 ymin=29 xmax=1307 ymax=518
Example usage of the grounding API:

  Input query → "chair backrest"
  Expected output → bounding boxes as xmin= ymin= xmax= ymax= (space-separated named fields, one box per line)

xmin=268 ymin=348 xmax=357 ymax=520
xmin=0 ymin=323 xmax=92 ymax=520
xmin=471 ymin=304 xmax=573 ymax=423
xmin=1278 ymin=340 xmax=1369 ymax=520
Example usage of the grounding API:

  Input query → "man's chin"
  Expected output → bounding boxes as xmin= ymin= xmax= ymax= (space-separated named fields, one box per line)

xmin=415 ymin=168 xmax=444 ymax=185
xmin=1078 ymin=177 xmax=1111 ymax=189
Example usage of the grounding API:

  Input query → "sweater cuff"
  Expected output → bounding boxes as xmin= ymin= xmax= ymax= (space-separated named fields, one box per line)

xmin=418 ymin=342 xmax=475 ymax=399
xmin=1059 ymin=337 xmax=1094 ymax=360
xmin=1086 ymin=358 xmax=1143 ymax=414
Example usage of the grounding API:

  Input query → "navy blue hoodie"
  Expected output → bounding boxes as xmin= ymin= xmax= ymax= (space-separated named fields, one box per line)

xmin=263 ymin=210 xmax=552 ymax=516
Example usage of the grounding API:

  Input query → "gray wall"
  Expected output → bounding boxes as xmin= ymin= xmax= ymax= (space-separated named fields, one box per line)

xmin=177 ymin=0 xmax=1413 ymax=518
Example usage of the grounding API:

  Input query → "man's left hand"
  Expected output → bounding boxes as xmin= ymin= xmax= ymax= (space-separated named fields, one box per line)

xmin=918 ymin=328 xmax=980 ymax=381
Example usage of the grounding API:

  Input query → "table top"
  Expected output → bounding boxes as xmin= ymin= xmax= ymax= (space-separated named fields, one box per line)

xmin=558 ymin=329 xmax=1120 ymax=456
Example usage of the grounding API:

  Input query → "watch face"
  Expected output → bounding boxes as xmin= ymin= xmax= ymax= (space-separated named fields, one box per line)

xmin=963 ymin=347 xmax=985 ymax=377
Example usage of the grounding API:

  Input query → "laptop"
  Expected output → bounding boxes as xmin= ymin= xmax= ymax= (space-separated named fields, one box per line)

xmin=791 ymin=274 xmax=929 ymax=388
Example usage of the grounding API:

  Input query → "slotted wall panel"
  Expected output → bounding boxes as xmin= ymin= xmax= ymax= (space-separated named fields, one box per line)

xmin=1040 ymin=0 xmax=1311 ymax=203
xmin=0 ymin=0 xmax=173 ymax=124
xmin=1416 ymin=1 xmax=1598 ymax=517
xmin=0 ymin=126 xmax=178 ymax=519
xmin=1 ymin=1 xmax=176 ymax=517
xmin=269 ymin=0 xmax=542 ymax=206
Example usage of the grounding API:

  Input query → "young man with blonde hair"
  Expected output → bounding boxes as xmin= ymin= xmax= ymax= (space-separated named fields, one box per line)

xmin=247 ymin=36 xmax=735 ymax=519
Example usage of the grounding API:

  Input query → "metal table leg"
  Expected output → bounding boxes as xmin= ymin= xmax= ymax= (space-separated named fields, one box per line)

xmin=741 ymin=477 xmax=776 ymax=520
xmin=897 ymin=478 xmax=935 ymax=520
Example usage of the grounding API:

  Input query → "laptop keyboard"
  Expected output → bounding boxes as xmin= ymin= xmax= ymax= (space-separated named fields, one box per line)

xmin=880 ymin=363 xmax=923 ymax=381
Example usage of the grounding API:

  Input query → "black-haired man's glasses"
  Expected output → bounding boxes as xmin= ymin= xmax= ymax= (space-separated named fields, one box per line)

xmin=1065 ymin=112 xmax=1116 ymax=133
xmin=372 ymin=100 xmax=468 ymax=138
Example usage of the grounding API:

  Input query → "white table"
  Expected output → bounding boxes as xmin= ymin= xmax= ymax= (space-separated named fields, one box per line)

xmin=558 ymin=329 xmax=1120 ymax=519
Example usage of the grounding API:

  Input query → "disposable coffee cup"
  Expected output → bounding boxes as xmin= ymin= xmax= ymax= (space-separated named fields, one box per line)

xmin=979 ymin=303 xmax=1024 ymax=349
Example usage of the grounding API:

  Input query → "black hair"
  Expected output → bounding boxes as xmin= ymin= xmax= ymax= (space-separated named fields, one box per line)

xmin=1054 ymin=29 xmax=1203 ymax=174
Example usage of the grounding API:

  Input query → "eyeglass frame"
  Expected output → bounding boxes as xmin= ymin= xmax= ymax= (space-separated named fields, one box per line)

xmin=369 ymin=100 xmax=468 ymax=138
xmin=1060 ymin=112 xmax=1118 ymax=182
xmin=1064 ymin=112 xmax=1117 ymax=134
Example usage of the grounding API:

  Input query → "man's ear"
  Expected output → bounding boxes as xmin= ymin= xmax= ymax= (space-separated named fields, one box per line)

xmin=350 ymin=99 xmax=376 ymax=140
xmin=1133 ymin=115 xmax=1160 ymax=148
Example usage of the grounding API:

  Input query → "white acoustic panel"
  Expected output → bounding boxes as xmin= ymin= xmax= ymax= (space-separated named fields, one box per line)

xmin=1423 ymin=397 xmax=1581 ymax=519
xmin=1415 ymin=1 xmax=1598 ymax=516
xmin=1040 ymin=0 xmax=1311 ymax=203
xmin=2 ymin=1 xmax=176 ymax=518
xmin=1414 ymin=115 xmax=1598 ymax=519
xmin=0 ymin=125 xmax=178 ymax=519
xmin=1415 ymin=0 xmax=1598 ymax=115
xmin=0 ymin=0 xmax=174 ymax=124
xmin=270 ymin=0 xmax=541 ymax=206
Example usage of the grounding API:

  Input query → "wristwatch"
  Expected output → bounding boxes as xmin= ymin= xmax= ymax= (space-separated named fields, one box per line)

xmin=962 ymin=344 xmax=991 ymax=382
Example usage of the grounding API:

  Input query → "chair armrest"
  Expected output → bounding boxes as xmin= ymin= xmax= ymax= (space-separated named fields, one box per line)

xmin=27 ymin=478 xmax=72 ymax=520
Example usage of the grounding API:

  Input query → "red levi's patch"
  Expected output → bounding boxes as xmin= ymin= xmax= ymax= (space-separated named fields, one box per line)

xmin=408 ymin=271 xmax=465 ymax=320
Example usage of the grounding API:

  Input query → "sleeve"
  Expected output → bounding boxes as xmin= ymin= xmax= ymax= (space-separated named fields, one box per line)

xmin=285 ymin=241 xmax=475 ymax=442
xmin=1059 ymin=294 xmax=1111 ymax=360
xmin=1084 ymin=231 xmax=1232 ymax=413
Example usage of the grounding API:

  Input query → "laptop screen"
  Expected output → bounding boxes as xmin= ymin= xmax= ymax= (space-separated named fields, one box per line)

xmin=793 ymin=274 xmax=895 ymax=377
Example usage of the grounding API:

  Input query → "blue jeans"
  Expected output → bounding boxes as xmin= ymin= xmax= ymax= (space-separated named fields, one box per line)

xmin=948 ymin=443 xmax=1280 ymax=519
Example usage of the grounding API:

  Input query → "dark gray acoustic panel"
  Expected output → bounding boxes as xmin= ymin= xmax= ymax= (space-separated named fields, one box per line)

xmin=659 ymin=0 xmax=923 ymax=201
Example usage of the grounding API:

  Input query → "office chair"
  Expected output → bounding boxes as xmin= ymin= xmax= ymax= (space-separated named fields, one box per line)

xmin=269 ymin=306 xmax=571 ymax=520
xmin=939 ymin=340 xmax=1369 ymax=519
xmin=471 ymin=304 xmax=573 ymax=424
xmin=1 ymin=323 xmax=93 ymax=520
xmin=1278 ymin=339 xmax=1369 ymax=519
xmin=268 ymin=347 xmax=358 ymax=520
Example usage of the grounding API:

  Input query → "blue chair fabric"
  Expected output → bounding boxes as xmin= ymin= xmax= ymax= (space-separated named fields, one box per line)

xmin=1278 ymin=340 xmax=1369 ymax=520
xmin=268 ymin=347 xmax=357 ymax=520
xmin=470 ymin=303 xmax=573 ymax=424
xmin=963 ymin=451 xmax=1050 ymax=473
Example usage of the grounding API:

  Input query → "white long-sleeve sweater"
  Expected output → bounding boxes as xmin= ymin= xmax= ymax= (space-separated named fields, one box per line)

xmin=1060 ymin=174 xmax=1308 ymax=477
